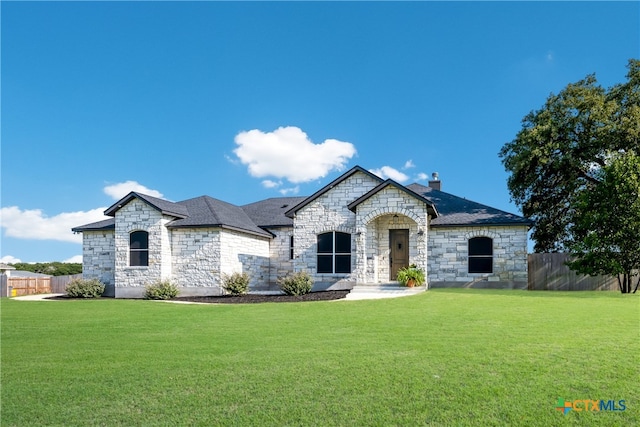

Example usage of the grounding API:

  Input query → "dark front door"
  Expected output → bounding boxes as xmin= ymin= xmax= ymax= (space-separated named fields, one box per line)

xmin=390 ymin=229 xmax=409 ymax=280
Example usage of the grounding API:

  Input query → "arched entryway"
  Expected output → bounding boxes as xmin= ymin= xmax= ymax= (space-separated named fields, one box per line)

xmin=356 ymin=211 xmax=425 ymax=283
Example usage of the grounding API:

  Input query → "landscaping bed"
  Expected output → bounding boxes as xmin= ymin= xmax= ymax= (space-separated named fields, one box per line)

xmin=47 ymin=290 xmax=350 ymax=303
xmin=172 ymin=290 xmax=349 ymax=303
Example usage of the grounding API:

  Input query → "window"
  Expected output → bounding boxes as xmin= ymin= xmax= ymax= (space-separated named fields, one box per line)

xmin=130 ymin=231 xmax=149 ymax=267
xmin=468 ymin=237 xmax=492 ymax=273
xmin=290 ymin=235 xmax=294 ymax=260
xmin=317 ymin=231 xmax=351 ymax=274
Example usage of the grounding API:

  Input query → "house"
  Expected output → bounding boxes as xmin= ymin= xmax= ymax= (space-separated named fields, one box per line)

xmin=72 ymin=166 xmax=530 ymax=298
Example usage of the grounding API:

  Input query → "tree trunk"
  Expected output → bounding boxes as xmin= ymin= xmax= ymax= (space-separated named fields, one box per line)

xmin=618 ymin=273 xmax=631 ymax=294
xmin=633 ymin=275 xmax=640 ymax=294
xmin=625 ymin=274 xmax=630 ymax=294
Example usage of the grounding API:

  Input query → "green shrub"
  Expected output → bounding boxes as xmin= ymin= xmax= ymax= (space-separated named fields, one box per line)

xmin=396 ymin=265 xmax=425 ymax=287
xmin=144 ymin=280 xmax=179 ymax=300
xmin=222 ymin=272 xmax=250 ymax=295
xmin=277 ymin=271 xmax=313 ymax=296
xmin=65 ymin=279 xmax=105 ymax=298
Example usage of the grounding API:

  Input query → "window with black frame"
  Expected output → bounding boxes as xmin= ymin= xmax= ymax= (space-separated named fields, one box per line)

xmin=317 ymin=231 xmax=351 ymax=274
xmin=468 ymin=236 xmax=493 ymax=273
xmin=290 ymin=235 xmax=294 ymax=260
xmin=130 ymin=231 xmax=149 ymax=267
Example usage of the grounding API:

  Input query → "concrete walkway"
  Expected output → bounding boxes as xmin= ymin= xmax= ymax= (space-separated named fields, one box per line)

xmin=345 ymin=284 xmax=426 ymax=300
xmin=9 ymin=293 xmax=65 ymax=301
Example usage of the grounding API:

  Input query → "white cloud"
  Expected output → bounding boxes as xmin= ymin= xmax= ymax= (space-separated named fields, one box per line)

xmin=233 ymin=126 xmax=357 ymax=183
xmin=279 ymin=186 xmax=300 ymax=196
xmin=415 ymin=172 xmax=428 ymax=181
xmin=103 ymin=181 xmax=163 ymax=200
xmin=369 ymin=166 xmax=409 ymax=183
xmin=262 ymin=179 xmax=281 ymax=189
xmin=403 ymin=160 xmax=415 ymax=169
xmin=0 ymin=206 xmax=109 ymax=244
xmin=64 ymin=255 xmax=83 ymax=263
xmin=1 ymin=255 xmax=21 ymax=264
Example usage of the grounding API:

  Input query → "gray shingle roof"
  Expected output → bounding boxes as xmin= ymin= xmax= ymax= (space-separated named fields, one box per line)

xmin=72 ymin=170 xmax=530 ymax=236
xmin=406 ymin=183 xmax=531 ymax=227
xmin=72 ymin=218 xmax=115 ymax=232
xmin=167 ymin=196 xmax=272 ymax=237
xmin=104 ymin=192 xmax=189 ymax=218
xmin=242 ymin=197 xmax=307 ymax=228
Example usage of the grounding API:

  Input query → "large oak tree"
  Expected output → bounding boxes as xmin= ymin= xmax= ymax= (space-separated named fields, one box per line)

xmin=500 ymin=59 xmax=639 ymax=292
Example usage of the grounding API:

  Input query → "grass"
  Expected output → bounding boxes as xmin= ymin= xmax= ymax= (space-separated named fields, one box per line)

xmin=1 ymin=289 xmax=638 ymax=426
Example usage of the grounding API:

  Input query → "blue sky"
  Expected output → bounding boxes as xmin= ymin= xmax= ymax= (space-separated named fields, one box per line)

xmin=1 ymin=1 xmax=638 ymax=263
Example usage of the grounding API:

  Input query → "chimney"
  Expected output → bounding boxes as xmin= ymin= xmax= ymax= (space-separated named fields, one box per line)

xmin=428 ymin=172 xmax=441 ymax=191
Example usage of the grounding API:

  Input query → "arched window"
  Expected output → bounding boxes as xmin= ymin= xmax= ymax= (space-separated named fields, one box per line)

xmin=317 ymin=231 xmax=351 ymax=274
xmin=130 ymin=231 xmax=149 ymax=267
xmin=468 ymin=237 xmax=492 ymax=273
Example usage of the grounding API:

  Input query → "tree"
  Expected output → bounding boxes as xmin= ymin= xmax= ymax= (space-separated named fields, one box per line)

xmin=566 ymin=152 xmax=640 ymax=293
xmin=9 ymin=262 xmax=82 ymax=276
xmin=500 ymin=59 xmax=640 ymax=252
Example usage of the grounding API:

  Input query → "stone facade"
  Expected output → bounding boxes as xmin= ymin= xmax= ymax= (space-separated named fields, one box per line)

xmin=428 ymin=225 xmax=529 ymax=288
xmin=266 ymin=228 xmax=294 ymax=287
xmin=353 ymin=186 xmax=431 ymax=284
xmin=77 ymin=167 xmax=530 ymax=296
xmin=219 ymin=229 xmax=271 ymax=288
xmin=81 ymin=230 xmax=115 ymax=294
xmin=113 ymin=199 xmax=172 ymax=297
xmin=170 ymin=228 xmax=221 ymax=292
xmin=293 ymin=172 xmax=380 ymax=289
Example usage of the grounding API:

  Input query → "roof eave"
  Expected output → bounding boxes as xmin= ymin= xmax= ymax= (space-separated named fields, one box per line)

xmin=430 ymin=221 xmax=532 ymax=228
xmin=72 ymin=225 xmax=115 ymax=232
xmin=167 ymin=223 xmax=272 ymax=238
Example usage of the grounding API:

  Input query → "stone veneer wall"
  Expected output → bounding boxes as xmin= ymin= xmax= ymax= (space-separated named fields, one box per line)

xmin=428 ymin=225 xmax=528 ymax=288
xmin=293 ymin=172 xmax=380 ymax=289
xmin=171 ymin=228 xmax=270 ymax=294
xmin=170 ymin=228 xmax=221 ymax=292
xmin=266 ymin=227 xmax=294 ymax=288
xmin=219 ymin=229 xmax=271 ymax=290
xmin=114 ymin=199 xmax=172 ymax=297
xmin=353 ymin=186 xmax=430 ymax=284
xmin=81 ymin=230 xmax=115 ymax=295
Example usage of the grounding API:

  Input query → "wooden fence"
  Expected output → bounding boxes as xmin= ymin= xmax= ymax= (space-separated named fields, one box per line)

xmin=528 ymin=253 xmax=619 ymax=291
xmin=1 ymin=274 xmax=82 ymax=297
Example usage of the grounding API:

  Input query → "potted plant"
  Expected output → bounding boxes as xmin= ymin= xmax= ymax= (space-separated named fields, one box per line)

xmin=396 ymin=265 xmax=425 ymax=287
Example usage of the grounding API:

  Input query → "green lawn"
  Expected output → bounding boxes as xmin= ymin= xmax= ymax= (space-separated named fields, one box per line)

xmin=1 ymin=289 xmax=638 ymax=426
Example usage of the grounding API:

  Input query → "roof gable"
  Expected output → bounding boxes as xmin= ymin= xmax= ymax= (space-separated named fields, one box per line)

xmin=347 ymin=179 xmax=439 ymax=217
xmin=406 ymin=183 xmax=531 ymax=227
xmin=104 ymin=192 xmax=189 ymax=218
xmin=284 ymin=166 xmax=382 ymax=218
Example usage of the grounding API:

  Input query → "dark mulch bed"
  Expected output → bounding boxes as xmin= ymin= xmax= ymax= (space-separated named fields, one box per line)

xmin=173 ymin=290 xmax=350 ymax=304
xmin=47 ymin=290 xmax=350 ymax=304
